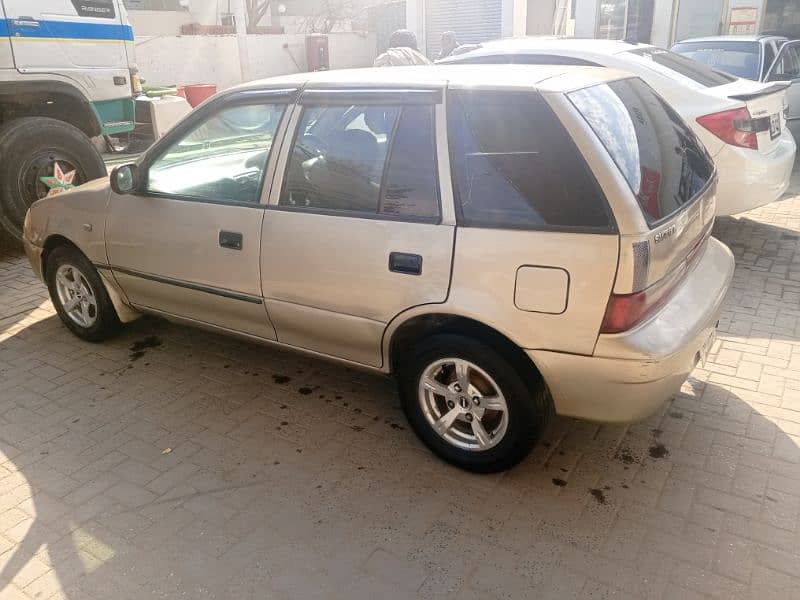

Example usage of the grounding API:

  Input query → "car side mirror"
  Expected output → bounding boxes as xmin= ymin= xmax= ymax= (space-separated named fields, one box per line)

xmin=110 ymin=163 xmax=140 ymax=195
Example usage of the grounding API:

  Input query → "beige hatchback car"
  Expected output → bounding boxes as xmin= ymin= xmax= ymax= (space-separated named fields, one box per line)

xmin=23 ymin=65 xmax=734 ymax=472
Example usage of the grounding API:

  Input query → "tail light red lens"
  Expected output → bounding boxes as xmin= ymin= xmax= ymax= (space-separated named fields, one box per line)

xmin=696 ymin=107 xmax=758 ymax=150
xmin=600 ymin=279 xmax=676 ymax=334
xmin=601 ymin=226 xmax=712 ymax=334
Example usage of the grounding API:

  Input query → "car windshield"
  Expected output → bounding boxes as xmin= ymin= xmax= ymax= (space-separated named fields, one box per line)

xmin=626 ymin=47 xmax=738 ymax=87
xmin=671 ymin=41 xmax=762 ymax=80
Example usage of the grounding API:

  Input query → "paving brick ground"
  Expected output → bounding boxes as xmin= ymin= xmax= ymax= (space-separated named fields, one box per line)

xmin=2 ymin=179 xmax=800 ymax=599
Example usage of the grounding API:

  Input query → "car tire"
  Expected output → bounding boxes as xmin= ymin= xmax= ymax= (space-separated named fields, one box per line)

xmin=0 ymin=117 xmax=107 ymax=243
xmin=399 ymin=334 xmax=551 ymax=473
xmin=45 ymin=245 xmax=121 ymax=342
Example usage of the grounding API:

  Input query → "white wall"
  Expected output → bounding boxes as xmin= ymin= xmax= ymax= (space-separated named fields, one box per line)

xmin=133 ymin=32 xmax=377 ymax=90
xmin=129 ymin=10 xmax=195 ymax=36
xmin=528 ymin=0 xmax=556 ymax=35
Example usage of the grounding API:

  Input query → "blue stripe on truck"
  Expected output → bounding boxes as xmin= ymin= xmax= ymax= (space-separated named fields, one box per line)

xmin=0 ymin=18 xmax=133 ymax=41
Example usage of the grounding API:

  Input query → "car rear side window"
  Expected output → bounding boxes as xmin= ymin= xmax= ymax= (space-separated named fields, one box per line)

xmin=280 ymin=104 xmax=439 ymax=220
xmin=568 ymin=78 xmax=714 ymax=226
xmin=447 ymin=90 xmax=612 ymax=230
xmin=669 ymin=41 xmax=762 ymax=80
xmin=628 ymin=47 xmax=737 ymax=87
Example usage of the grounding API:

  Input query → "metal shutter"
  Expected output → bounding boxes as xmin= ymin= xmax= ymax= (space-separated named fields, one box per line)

xmin=425 ymin=0 xmax=502 ymax=58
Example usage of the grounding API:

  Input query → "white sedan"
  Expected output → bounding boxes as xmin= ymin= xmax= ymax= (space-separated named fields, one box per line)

xmin=441 ymin=37 xmax=796 ymax=216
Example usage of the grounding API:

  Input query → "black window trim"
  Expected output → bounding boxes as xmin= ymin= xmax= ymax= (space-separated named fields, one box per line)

xmin=446 ymin=88 xmax=618 ymax=234
xmin=299 ymin=88 xmax=442 ymax=106
xmin=453 ymin=52 xmax=602 ymax=67
xmin=273 ymin=102 xmax=443 ymax=225
xmin=133 ymin=88 xmax=298 ymax=209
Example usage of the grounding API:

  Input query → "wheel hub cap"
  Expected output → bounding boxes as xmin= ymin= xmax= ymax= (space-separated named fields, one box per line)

xmin=418 ymin=358 xmax=509 ymax=452
xmin=54 ymin=264 xmax=98 ymax=328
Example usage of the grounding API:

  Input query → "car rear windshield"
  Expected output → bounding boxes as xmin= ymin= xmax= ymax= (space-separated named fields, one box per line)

xmin=627 ymin=47 xmax=737 ymax=87
xmin=671 ymin=41 xmax=762 ymax=80
xmin=568 ymin=78 xmax=714 ymax=226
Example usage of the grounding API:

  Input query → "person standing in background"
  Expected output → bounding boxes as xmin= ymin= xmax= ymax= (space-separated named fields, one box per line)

xmin=438 ymin=31 xmax=459 ymax=60
xmin=374 ymin=29 xmax=432 ymax=67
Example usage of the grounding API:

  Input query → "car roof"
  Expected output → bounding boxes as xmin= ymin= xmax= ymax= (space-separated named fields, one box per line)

xmin=674 ymin=34 xmax=786 ymax=43
xmin=441 ymin=36 xmax=653 ymax=57
xmin=232 ymin=64 xmax=632 ymax=94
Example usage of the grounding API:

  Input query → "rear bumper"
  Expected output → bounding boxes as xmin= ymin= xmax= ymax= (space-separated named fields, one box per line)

xmin=529 ymin=237 xmax=734 ymax=422
xmin=714 ymin=133 xmax=795 ymax=216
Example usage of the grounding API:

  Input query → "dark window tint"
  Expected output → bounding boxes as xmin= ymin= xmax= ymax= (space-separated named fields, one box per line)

xmin=380 ymin=106 xmax=439 ymax=218
xmin=629 ymin=47 xmax=737 ymax=87
xmin=450 ymin=53 xmax=599 ymax=66
xmin=569 ymin=78 xmax=714 ymax=225
xmin=764 ymin=43 xmax=776 ymax=77
xmin=71 ymin=0 xmax=116 ymax=18
xmin=670 ymin=41 xmax=762 ymax=80
xmin=281 ymin=104 xmax=439 ymax=219
xmin=513 ymin=54 xmax=600 ymax=66
xmin=447 ymin=90 xmax=611 ymax=230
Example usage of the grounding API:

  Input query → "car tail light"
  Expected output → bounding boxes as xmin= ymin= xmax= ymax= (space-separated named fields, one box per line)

xmin=696 ymin=107 xmax=758 ymax=150
xmin=601 ymin=227 xmax=711 ymax=334
xmin=600 ymin=277 xmax=678 ymax=334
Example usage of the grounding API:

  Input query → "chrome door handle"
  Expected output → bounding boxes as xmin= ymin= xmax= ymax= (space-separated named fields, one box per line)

xmin=14 ymin=18 xmax=40 ymax=27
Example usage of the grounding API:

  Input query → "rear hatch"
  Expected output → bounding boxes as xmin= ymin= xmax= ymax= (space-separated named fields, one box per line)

xmin=567 ymin=76 xmax=717 ymax=334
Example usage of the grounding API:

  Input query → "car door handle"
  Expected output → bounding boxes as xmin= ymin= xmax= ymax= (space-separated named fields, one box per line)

xmin=219 ymin=230 xmax=243 ymax=250
xmin=389 ymin=252 xmax=422 ymax=275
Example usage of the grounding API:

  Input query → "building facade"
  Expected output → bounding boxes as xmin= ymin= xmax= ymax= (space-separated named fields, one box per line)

xmin=573 ymin=0 xmax=800 ymax=48
xmin=405 ymin=0 xmax=529 ymax=57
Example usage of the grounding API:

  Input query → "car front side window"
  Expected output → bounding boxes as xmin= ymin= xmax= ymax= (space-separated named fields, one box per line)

xmin=146 ymin=103 xmax=286 ymax=205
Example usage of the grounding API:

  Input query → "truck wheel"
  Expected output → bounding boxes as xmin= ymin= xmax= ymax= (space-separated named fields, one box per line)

xmin=0 ymin=117 xmax=107 ymax=243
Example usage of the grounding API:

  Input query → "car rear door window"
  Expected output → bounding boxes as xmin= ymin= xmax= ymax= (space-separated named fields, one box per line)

xmin=447 ymin=90 xmax=612 ymax=230
xmin=380 ymin=105 xmax=439 ymax=218
xmin=568 ymin=78 xmax=714 ymax=226
xmin=280 ymin=103 xmax=440 ymax=220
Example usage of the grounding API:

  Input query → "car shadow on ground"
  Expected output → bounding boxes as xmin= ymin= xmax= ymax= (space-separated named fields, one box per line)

xmin=0 ymin=309 xmax=798 ymax=598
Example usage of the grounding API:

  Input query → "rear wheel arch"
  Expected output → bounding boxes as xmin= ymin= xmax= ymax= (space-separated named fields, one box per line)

xmin=387 ymin=312 xmax=547 ymax=393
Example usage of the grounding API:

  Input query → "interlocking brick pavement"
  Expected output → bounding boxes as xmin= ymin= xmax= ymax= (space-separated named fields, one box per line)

xmin=2 ymin=184 xmax=800 ymax=599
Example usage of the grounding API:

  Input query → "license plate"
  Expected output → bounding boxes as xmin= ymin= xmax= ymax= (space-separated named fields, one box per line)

xmin=699 ymin=330 xmax=717 ymax=366
xmin=770 ymin=113 xmax=781 ymax=140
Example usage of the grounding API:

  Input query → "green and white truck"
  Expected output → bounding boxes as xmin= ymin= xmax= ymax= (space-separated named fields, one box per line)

xmin=0 ymin=0 xmax=138 ymax=241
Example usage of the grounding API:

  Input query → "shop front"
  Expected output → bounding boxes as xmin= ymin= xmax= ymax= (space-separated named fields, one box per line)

xmin=576 ymin=0 xmax=800 ymax=48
